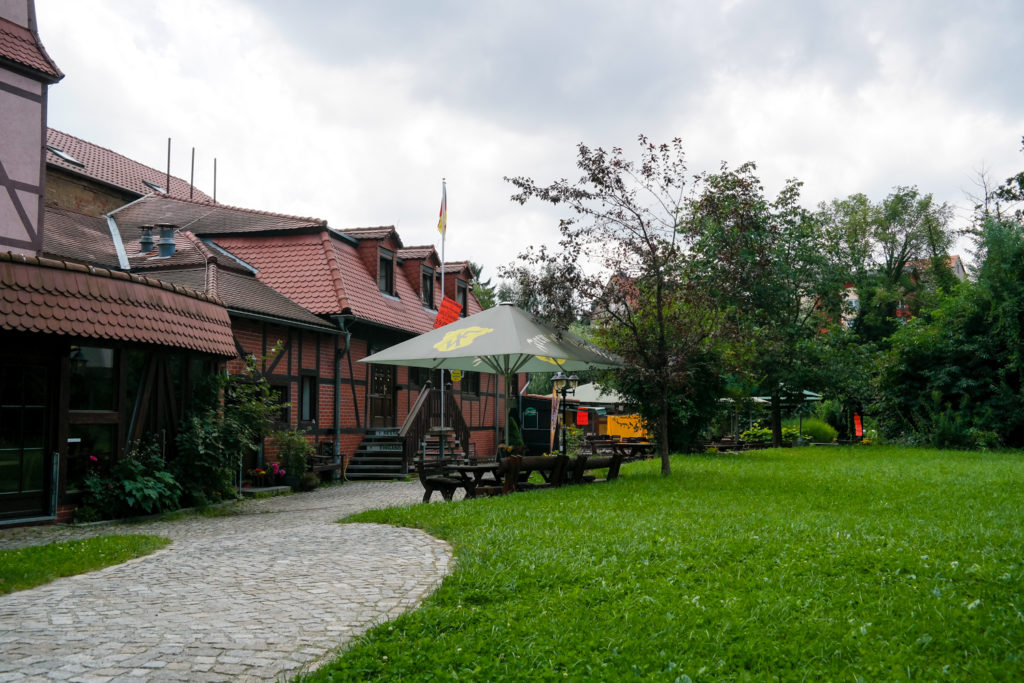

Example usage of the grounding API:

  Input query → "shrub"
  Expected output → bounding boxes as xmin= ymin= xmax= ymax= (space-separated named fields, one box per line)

xmin=814 ymin=399 xmax=845 ymax=435
xmin=506 ymin=412 xmax=525 ymax=449
xmin=741 ymin=423 xmax=809 ymax=445
xmin=783 ymin=417 xmax=837 ymax=443
xmin=80 ymin=438 xmax=181 ymax=520
xmin=174 ymin=345 xmax=288 ymax=504
xmin=271 ymin=429 xmax=313 ymax=476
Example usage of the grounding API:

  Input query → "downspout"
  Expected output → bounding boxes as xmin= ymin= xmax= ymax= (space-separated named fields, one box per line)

xmin=333 ymin=315 xmax=354 ymax=477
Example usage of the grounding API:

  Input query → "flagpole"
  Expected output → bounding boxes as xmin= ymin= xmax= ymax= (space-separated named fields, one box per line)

xmin=439 ymin=178 xmax=447 ymax=461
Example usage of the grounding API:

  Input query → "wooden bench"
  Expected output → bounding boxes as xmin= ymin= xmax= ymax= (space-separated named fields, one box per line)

xmin=516 ymin=455 xmax=569 ymax=490
xmin=416 ymin=461 xmax=473 ymax=502
xmin=568 ymin=451 xmax=625 ymax=484
xmin=305 ymin=442 xmax=345 ymax=480
xmin=474 ymin=456 xmax=521 ymax=497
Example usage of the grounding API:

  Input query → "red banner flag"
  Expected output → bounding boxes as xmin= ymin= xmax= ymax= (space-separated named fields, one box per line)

xmin=433 ymin=296 xmax=462 ymax=328
xmin=576 ymin=409 xmax=589 ymax=426
xmin=854 ymin=413 xmax=863 ymax=438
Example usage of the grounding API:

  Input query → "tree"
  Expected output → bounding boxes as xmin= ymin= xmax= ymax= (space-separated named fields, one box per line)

xmin=469 ymin=261 xmax=497 ymax=309
xmin=502 ymin=137 xmax=730 ymax=473
xmin=816 ymin=187 xmax=957 ymax=344
xmin=685 ymin=163 xmax=836 ymax=446
xmin=874 ymin=215 xmax=1024 ymax=448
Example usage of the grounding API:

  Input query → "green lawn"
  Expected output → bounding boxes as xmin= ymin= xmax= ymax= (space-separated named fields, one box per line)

xmin=307 ymin=446 xmax=1024 ymax=681
xmin=0 ymin=535 xmax=170 ymax=594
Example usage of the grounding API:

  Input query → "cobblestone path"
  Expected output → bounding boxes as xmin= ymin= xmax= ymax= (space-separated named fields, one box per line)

xmin=0 ymin=482 xmax=454 ymax=681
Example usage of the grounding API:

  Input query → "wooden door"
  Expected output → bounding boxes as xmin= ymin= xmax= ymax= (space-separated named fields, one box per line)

xmin=368 ymin=365 xmax=396 ymax=428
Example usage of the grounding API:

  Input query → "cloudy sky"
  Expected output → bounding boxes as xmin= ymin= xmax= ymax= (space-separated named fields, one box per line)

xmin=36 ymin=0 xmax=1024 ymax=278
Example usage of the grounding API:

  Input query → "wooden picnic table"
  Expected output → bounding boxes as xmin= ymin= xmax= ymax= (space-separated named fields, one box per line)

xmin=444 ymin=462 xmax=503 ymax=487
xmin=611 ymin=440 xmax=653 ymax=461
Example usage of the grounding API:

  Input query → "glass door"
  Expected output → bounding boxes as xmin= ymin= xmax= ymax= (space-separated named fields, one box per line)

xmin=0 ymin=361 xmax=52 ymax=520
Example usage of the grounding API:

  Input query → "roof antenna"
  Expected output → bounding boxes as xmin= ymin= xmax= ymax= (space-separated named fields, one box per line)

xmin=189 ymin=146 xmax=195 ymax=200
xmin=213 ymin=157 xmax=218 ymax=203
xmin=165 ymin=137 xmax=171 ymax=197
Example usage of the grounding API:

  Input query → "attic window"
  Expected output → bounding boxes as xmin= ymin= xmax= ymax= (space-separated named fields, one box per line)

xmin=457 ymin=281 xmax=469 ymax=317
xmin=421 ymin=267 xmax=435 ymax=308
xmin=45 ymin=145 xmax=84 ymax=167
xmin=378 ymin=249 xmax=395 ymax=295
xmin=142 ymin=180 xmax=167 ymax=194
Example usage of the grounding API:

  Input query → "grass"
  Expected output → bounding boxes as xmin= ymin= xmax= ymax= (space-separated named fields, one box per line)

xmin=305 ymin=446 xmax=1024 ymax=681
xmin=0 ymin=534 xmax=170 ymax=594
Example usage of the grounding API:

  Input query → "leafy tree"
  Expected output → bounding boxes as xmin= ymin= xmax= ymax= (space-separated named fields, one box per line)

xmin=816 ymin=187 xmax=957 ymax=343
xmin=686 ymin=163 xmax=835 ymax=446
xmin=875 ymin=217 xmax=1024 ymax=448
xmin=469 ymin=261 xmax=497 ymax=309
xmin=502 ymin=137 xmax=730 ymax=473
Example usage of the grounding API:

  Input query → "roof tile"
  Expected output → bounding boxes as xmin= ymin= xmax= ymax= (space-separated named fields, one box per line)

xmin=46 ymin=129 xmax=210 ymax=202
xmin=0 ymin=16 xmax=62 ymax=81
xmin=0 ymin=252 xmax=235 ymax=356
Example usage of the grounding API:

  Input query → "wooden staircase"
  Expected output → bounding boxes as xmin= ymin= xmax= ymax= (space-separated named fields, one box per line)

xmin=419 ymin=427 xmax=468 ymax=464
xmin=346 ymin=385 xmax=473 ymax=480
xmin=345 ymin=428 xmax=406 ymax=480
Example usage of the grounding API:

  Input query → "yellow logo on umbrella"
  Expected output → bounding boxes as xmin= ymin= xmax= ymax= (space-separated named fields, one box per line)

xmin=434 ymin=326 xmax=494 ymax=352
xmin=536 ymin=356 xmax=568 ymax=366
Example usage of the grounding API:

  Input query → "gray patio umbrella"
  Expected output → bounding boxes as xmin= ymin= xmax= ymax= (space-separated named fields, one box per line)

xmin=360 ymin=302 xmax=624 ymax=447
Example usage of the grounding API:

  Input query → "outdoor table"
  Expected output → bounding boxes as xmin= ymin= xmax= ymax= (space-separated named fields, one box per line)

xmin=443 ymin=462 xmax=503 ymax=496
xmin=611 ymin=441 xmax=653 ymax=461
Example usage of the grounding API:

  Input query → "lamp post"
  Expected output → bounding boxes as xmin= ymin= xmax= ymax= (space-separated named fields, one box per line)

xmin=551 ymin=371 xmax=579 ymax=458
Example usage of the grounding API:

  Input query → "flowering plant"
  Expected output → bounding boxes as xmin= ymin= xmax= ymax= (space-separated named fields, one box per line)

xmin=247 ymin=467 xmax=267 ymax=486
xmin=268 ymin=461 xmax=286 ymax=483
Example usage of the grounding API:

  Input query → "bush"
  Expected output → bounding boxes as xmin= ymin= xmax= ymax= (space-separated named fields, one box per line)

xmin=740 ymin=423 xmax=808 ymax=445
xmin=814 ymin=399 xmax=845 ymax=435
xmin=175 ymin=411 xmax=235 ymax=506
xmin=271 ymin=429 xmax=313 ymax=476
xmin=506 ymin=412 xmax=525 ymax=449
xmin=783 ymin=417 xmax=837 ymax=443
xmin=173 ymin=345 xmax=289 ymax=504
xmin=80 ymin=438 xmax=181 ymax=520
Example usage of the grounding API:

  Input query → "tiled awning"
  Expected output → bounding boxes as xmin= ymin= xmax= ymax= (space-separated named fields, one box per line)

xmin=1 ymin=252 xmax=235 ymax=357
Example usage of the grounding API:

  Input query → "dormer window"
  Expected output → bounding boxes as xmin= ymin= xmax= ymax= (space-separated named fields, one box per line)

xmin=421 ymin=267 xmax=435 ymax=308
xmin=457 ymin=280 xmax=468 ymax=317
xmin=45 ymin=145 xmax=84 ymax=168
xmin=378 ymin=248 xmax=395 ymax=295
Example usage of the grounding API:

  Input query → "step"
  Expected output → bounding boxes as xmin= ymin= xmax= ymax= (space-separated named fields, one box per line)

xmin=345 ymin=471 xmax=407 ymax=480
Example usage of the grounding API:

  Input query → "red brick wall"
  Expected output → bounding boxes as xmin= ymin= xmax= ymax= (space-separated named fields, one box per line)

xmin=229 ymin=318 xmax=506 ymax=468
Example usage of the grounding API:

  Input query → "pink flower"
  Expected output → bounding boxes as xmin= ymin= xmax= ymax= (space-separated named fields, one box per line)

xmin=89 ymin=455 xmax=98 ymax=462
xmin=279 ymin=469 xmax=286 ymax=475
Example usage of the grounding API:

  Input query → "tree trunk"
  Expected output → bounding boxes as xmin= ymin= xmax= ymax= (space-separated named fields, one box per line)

xmin=771 ymin=389 xmax=782 ymax=448
xmin=659 ymin=396 xmax=671 ymax=475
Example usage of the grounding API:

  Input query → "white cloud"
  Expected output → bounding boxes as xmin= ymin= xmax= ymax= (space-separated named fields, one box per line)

xmin=35 ymin=0 xmax=1024 ymax=281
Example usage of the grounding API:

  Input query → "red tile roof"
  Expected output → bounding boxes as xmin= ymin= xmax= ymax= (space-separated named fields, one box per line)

xmin=443 ymin=261 xmax=473 ymax=275
xmin=0 ymin=251 xmax=235 ymax=356
xmin=0 ymin=15 xmax=61 ymax=81
xmin=213 ymin=231 xmax=438 ymax=334
xmin=336 ymin=226 xmax=403 ymax=245
xmin=213 ymin=233 xmax=343 ymax=315
xmin=111 ymin=195 xmax=325 ymax=235
xmin=46 ymin=129 xmax=212 ymax=203
xmin=397 ymin=245 xmax=438 ymax=261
